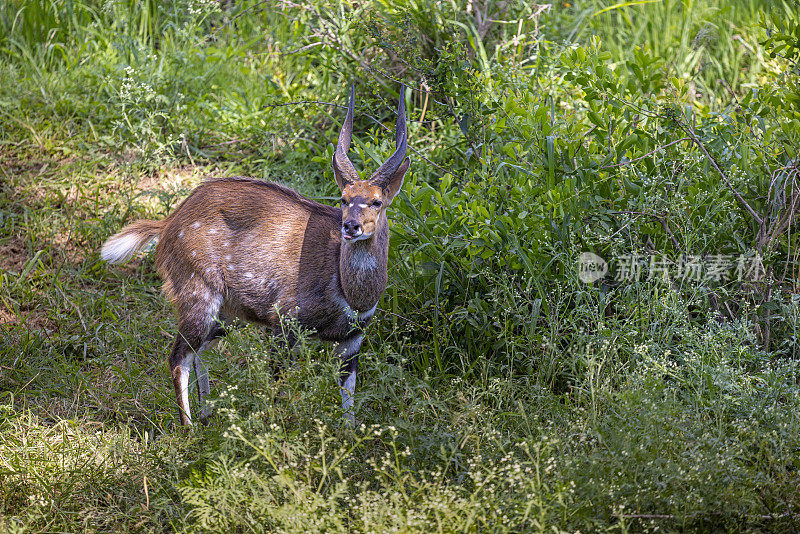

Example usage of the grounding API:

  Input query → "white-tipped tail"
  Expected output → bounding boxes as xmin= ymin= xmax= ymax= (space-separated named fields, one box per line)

xmin=101 ymin=233 xmax=147 ymax=263
xmin=101 ymin=220 xmax=163 ymax=264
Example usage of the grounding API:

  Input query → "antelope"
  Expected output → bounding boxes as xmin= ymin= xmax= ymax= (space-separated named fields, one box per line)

xmin=101 ymin=84 xmax=409 ymax=426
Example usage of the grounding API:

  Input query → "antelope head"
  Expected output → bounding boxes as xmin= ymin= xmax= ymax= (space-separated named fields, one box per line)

xmin=332 ymin=84 xmax=410 ymax=242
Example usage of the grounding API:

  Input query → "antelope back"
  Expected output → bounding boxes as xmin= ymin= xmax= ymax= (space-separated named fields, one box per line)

xmin=154 ymin=178 xmax=342 ymax=329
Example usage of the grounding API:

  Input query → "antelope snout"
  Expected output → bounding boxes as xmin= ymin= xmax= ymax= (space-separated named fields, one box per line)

xmin=342 ymin=220 xmax=363 ymax=240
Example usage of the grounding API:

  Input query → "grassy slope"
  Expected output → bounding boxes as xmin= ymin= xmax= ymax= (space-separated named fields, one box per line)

xmin=1 ymin=0 xmax=799 ymax=532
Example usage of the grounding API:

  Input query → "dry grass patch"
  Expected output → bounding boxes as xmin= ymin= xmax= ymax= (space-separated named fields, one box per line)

xmin=0 ymin=235 xmax=30 ymax=273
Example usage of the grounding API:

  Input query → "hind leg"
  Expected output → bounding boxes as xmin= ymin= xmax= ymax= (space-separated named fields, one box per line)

xmin=194 ymin=320 xmax=229 ymax=424
xmin=169 ymin=296 xmax=222 ymax=426
xmin=170 ymin=327 xmax=204 ymax=427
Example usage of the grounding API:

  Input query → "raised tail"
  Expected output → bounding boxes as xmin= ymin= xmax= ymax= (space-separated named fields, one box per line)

xmin=101 ymin=219 xmax=165 ymax=264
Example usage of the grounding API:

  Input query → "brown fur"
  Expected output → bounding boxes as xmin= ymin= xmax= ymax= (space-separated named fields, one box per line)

xmin=147 ymin=177 xmax=399 ymax=339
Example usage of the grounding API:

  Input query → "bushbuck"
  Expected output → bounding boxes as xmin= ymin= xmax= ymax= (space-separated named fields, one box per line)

xmin=101 ymin=84 xmax=409 ymax=426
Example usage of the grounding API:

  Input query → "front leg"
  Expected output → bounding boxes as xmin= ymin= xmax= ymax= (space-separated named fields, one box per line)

xmin=336 ymin=334 xmax=362 ymax=427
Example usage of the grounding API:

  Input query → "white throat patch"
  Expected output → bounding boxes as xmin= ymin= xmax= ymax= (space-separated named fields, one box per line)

xmin=349 ymin=246 xmax=377 ymax=271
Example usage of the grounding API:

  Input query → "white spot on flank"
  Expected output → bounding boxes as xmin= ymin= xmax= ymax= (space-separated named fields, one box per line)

xmin=209 ymin=228 xmax=217 ymax=235
xmin=244 ymin=272 xmax=253 ymax=278
xmin=190 ymin=273 xmax=195 ymax=279
xmin=225 ymin=255 xmax=231 ymax=261
xmin=227 ymin=265 xmax=235 ymax=270
xmin=178 ymin=230 xmax=184 ymax=238
xmin=222 ymin=241 xmax=229 ymax=247
xmin=192 ymin=222 xmax=200 ymax=229
xmin=191 ymin=250 xmax=197 ymax=257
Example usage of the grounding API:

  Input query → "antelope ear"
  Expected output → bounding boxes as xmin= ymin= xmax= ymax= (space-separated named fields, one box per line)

xmin=377 ymin=157 xmax=410 ymax=203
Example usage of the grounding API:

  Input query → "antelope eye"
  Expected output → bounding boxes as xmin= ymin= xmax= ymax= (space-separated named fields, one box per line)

xmin=340 ymin=198 xmax=348 ymax=206
xmin=371 ymin=200 xmax=382 ymax=208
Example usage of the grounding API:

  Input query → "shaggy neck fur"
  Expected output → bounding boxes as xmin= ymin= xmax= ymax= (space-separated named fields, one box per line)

xmin=338 ymin=216 xmax=389 ymax=312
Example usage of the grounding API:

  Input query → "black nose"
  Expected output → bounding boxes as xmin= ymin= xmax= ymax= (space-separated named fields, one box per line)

xmin=343 ymin=220 xmax=362 ymax=235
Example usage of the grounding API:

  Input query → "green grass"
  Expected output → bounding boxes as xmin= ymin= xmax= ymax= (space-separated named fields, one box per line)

xmin=2 ymin=0 xmax=800 ymax=531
